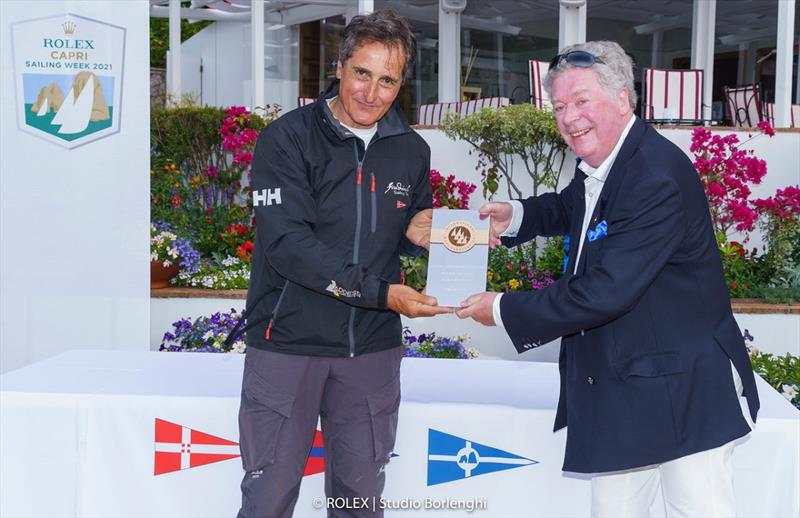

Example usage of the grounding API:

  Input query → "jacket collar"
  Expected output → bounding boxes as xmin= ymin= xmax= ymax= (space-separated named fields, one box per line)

xmin=569 ymin=116 xmax=648 ymax=276
xmin=595 ymin=116 xmax=647 ymax=206
xmin=315 ymin=80 xmax=411 ymax=142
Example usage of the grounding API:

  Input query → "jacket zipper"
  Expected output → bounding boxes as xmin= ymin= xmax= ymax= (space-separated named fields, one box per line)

xmin=349 ymin=141 xmax=366 ymax=357
xmin=264 ymin=280 xmax=290 ymax=340
xmin=370 ymin=172 xmax=377 ymax=233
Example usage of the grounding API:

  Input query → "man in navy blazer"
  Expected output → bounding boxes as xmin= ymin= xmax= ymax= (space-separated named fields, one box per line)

xmin=457 ymin=41 xmax=759 ymax=517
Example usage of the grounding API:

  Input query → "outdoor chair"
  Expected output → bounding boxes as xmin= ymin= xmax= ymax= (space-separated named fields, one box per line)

xmin=641 ymin=67 xmax=704 ymax=124
xmin=415 ymin=102 xmax=461 ymax=126
xmin=762 ymin=101 xmax=800 ymax=128
xmin=528 ymin=60 xmax=551 ymax=110
xmin=724 ymin=84 xmax=763 ymax=128
xmin=763 ymin=102 xmax=775 ymax=126
xmin=459 ymin=97 xmax=511 ymax=118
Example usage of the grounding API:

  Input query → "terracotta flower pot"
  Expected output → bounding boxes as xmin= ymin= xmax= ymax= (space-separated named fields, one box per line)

xmin=150 ymin=260 xmax=180 ymax=289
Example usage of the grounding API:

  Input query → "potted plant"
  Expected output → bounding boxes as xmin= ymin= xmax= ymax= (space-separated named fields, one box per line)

xmin=150 ymin=223 xmax=200 ymax=289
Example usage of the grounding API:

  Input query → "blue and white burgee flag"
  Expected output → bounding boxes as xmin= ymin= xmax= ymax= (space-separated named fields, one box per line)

xmin=427 ymin=428 xmax=538 ymax=486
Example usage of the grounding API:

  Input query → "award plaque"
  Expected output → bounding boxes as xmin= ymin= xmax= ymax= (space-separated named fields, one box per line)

xmin=426 ymin=209 xmax=489 ymax=307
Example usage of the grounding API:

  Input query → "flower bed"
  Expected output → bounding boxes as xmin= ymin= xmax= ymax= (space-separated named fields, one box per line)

xmin=172 ymin=255 xmax=249 ymax=289
xmin=149 ymin=105 xmax=798 ymax=306
xmin=691 ymin=123 xmax=799 ymax=302
xmin=158 ymin=309 xmax=476 ymax=360
xmin=403 ymin=328 xmax=477 ymax=359
xmin=160 ymin=308 xmax=247 ymax=353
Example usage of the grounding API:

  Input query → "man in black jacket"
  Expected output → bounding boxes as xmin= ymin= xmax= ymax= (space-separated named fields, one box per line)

xmin=237 ymin=9 xmax=450 ymax=518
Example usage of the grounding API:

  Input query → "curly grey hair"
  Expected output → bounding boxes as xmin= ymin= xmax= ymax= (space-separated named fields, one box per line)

xmin=543 ymin=41 xmax=637 ymax=110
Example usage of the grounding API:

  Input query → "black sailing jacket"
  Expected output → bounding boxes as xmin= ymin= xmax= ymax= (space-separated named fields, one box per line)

xmin=245 ymin=81 xmax=431 ymax=357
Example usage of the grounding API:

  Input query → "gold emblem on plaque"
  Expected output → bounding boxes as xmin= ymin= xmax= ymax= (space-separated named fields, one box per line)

xmin=443 ymin=221 xmax=477 ymax=253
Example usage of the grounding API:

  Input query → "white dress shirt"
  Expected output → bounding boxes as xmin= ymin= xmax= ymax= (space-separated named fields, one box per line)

xmin=491 ymin=116 xmax=635 ymax=328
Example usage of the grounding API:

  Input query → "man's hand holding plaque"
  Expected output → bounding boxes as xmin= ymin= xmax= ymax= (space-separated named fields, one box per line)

xmin=450 ymin=202 xmax=512 ymax=324
xmin=478 ymin=202 xmax=513 ymax=249
xmin=391 ymin=209 xmax=453 ymax=318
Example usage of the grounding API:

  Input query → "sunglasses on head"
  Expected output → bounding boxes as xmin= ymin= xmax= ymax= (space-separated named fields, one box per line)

xmin=548 ymin=50 xmax=605 ymax=71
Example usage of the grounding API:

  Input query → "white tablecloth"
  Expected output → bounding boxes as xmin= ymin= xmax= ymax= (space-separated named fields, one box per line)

xmin=1 ymin=350 xmax=798 ymax=518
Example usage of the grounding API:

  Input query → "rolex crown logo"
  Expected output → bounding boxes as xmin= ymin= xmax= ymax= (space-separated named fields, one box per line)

xmin=62 ymin=21 xmax=76 ymax=36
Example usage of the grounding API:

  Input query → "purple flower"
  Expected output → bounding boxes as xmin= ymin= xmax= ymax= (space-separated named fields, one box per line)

xmin=160 ymin=309 xmax=245 ymax=353
xmin=175 ymin=237 xmax=201 ymax=273
xmin=403 ymin=348 xmax=431 ymax=358
xmin=402 ymin=329 xmax=472 ymax=360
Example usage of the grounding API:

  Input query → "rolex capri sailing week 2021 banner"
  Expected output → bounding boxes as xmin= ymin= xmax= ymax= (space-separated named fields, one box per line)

xmin=426 ymin=209 xmax=489 ymax=308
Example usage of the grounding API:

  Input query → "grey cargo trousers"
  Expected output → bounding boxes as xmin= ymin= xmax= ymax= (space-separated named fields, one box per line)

xmin=237 ymin=346 xmax=403 ymax=518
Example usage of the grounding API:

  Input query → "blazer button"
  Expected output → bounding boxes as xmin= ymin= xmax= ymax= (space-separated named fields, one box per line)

xmin=587 ymin=376 xmax=595 ymax=385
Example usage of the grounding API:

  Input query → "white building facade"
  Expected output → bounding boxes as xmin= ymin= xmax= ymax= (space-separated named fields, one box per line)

xmin=152 ymin=0 xmax=800 ymax=127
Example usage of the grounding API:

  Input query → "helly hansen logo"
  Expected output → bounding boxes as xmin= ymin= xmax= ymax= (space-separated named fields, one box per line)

xmin=253 ymin=188 xmax=282 ymax=207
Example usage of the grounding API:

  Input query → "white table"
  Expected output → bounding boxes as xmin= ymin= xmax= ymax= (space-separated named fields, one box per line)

xmin=1 ymin=350 xmax=798 ymax=518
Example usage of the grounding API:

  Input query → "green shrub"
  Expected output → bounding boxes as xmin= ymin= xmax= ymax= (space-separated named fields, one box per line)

xmin=537 ymin=236 xmax=565 ymax=281
xmin=442 ymin=104 xmax=567 ymax=200
xmin=150 ymin=105 xmax=273 ymax=257
xmin=152 ymin=106 xmax=229 ymax=177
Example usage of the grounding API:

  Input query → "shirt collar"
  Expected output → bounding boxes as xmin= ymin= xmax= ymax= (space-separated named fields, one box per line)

xmin=577 ymin=115 xmax=636 ymax=182
xmin=327 ymin=97 xmax=378 ymax=137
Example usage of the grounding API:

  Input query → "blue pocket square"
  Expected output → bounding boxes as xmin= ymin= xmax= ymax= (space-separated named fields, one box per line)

xmin=587 ymin=220 xmax=608 ymax=242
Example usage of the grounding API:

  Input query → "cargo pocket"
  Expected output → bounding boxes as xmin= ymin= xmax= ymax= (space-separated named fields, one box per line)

xmin=239 ymin=366 xmax=295 ymax=471
xmin=366 ymin=376 xmax=400 ymax=463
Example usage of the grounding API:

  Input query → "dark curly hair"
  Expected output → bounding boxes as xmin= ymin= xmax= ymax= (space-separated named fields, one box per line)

xmin=338 ymin=8 xmax=417 ymax=83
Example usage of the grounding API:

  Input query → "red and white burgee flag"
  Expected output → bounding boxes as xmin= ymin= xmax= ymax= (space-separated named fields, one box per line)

xmin=396 ymin=200 xmax=406 ymax=209
xmin=154 ymin=418 xmax=240 ymax=476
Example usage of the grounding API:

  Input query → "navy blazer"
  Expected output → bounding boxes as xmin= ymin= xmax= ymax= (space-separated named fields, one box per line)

xmin=501 ymin=117 xmax=760 ymax=474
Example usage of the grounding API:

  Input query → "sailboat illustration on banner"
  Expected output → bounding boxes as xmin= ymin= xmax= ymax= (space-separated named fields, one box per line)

xmin=30 ymin=82 xmax=63 ymax=118
xmin=51 ymin=71 xmax=110 ymax=134
xmin=15 ymin=14 xmax=124 ymax=149
xmin=36 ymin=98 xmax=49 ymax=116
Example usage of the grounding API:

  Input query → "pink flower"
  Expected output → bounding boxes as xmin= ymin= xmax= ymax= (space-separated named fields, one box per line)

xmin=755 ymin=186 xmax=800 ymax=220
xmin=429 ymin=169 xmax=477 ymax=209
xmin=707 ymin=181 xmax=726 ymax=198
xmin=757 ymin=120 xmax=776 ymax=137
xmin=692 ymin=127 xmax=771 ymax=238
